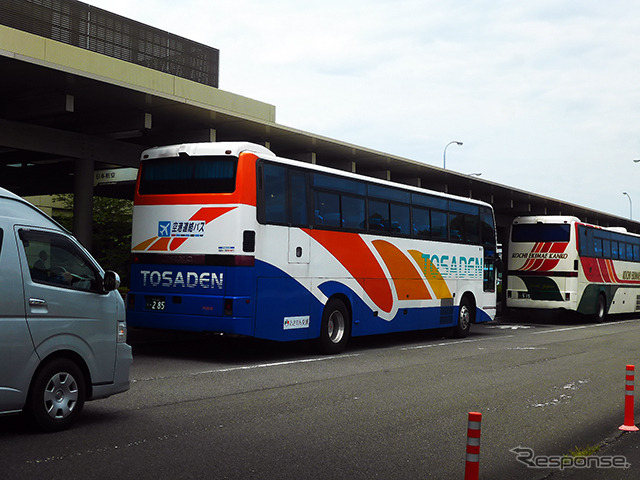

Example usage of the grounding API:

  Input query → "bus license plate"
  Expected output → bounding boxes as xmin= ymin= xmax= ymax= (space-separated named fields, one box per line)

xmin=145 ymin=296 xmax=166 ymax=310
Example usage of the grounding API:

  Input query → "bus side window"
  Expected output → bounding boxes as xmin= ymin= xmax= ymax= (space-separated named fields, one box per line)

xmin=263 ymin=164 xmax=287 ymax=224
xmin=634 ymin=244 xmax=640 ymax=262
xmin=315 ymin=191 xmax=340 ymax=227
xmin=289 ymin=170 xmax=308 ymax=226
xmin=390 ymin=203 xmax=410 ymax=234
xmin=368 ymin=199 xmax=389 ymax=232
xmin=618 ymin=243 xmax=626 ymax=261
xmin=341 ymin=195 xmax=365 ymax=230
xmin=413 ymin=207 xmax=430 ymax=238
xmin=594 ymin=238 xmax=603 ymax=257
xmin=480 ymin=208 xmax=495 ymax=248
xmin=431 ymin=211 xmax=448 ymax=240
xmin=464 ymin=215 xmax=480 ymax=244
xmin=449 ymin=211 xmax=464 ymax=242
xmin=603 ymin=239 xmax=611 ymax=259
xmin=578 ymin=226 xmax=589 ymax=256
xmin=611 ymin=241 xmax=619 ymax=260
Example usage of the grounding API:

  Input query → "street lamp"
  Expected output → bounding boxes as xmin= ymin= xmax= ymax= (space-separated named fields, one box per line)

xmin=623 ymin=192 xmax=633 ymax=220
xmin=443 ymin=141 xmax=463 ymax=169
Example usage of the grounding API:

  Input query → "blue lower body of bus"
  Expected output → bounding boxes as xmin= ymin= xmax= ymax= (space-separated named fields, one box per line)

xmin=126 ymin=261 xmax=492 ymax=341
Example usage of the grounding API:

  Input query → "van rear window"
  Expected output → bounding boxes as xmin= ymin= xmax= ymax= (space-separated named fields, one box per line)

xmin=139 ymin=156 xmax=237 ymax=195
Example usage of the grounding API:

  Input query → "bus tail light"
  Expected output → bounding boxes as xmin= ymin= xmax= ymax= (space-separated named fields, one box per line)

xmin=224 ymin=298 xmax=233 ymax=316
xmin=234 ymin=256 xmax=255 ymax=266
xmin=127 ymin=293 xmax=135 ymax=310
xmin=565 ymin=293 xmax=571 ymax=301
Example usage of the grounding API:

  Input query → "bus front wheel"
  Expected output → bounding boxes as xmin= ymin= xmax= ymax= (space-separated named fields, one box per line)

xmin=452 ymin=296 xmax=474 ymax=338
xmin=317 ymin=298 xmax=350 ymax=354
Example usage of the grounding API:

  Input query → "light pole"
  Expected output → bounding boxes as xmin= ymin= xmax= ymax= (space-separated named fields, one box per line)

xmin=623 ymin=192 xmax=633 ymax=219
xmin=443 ymin=141 xmax=463 ymax=169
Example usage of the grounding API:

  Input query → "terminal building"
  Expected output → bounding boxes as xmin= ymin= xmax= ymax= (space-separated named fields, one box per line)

xmin=2 ymin=0 xmax=639 ymax=257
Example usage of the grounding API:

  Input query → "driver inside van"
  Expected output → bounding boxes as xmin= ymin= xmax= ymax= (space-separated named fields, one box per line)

xmin=31 ymin=250 xmax=73 ymax=286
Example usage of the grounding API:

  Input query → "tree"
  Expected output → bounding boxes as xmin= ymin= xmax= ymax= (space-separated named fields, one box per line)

xmin=53 ymin=194 xmax=133 ymax=288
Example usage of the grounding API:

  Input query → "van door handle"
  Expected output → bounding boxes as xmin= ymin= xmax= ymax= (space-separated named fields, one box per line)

xmin=29 ymin=298 xmax=47 ymax=306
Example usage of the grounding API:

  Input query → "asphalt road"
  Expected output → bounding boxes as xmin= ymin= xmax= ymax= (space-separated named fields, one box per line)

xmin=2 ymin=313 xmax=640 ymax=479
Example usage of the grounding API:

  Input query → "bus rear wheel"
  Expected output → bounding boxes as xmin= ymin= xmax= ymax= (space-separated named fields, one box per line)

xmin=317 ymin=298 xmax=350 ymax=354
xmin=594 ymin=294 xmax=607 ymax=323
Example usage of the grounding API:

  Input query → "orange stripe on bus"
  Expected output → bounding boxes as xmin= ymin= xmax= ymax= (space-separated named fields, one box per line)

xmin=606 ymin=259 xmax=618 ymax=283
xmin=303 ymin=229 xmax=393 ymax=313
xmin=408 ymin=249 xmax=452 ymax=299
xmin=372 ymin=240 xmax=431 ymax=300
xmin=190 ymin=206 xmax=236 ymax=223
xmin=169 ymin=238 xmax=188 ymax=251
xmin=132 ymin=237 xmax=158 ymax=251
xmin=148 ymin=237 xmax=171 ymax=251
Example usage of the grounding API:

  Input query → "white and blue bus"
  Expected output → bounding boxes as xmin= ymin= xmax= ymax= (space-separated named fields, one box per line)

xmin=126 ymin=142 xmax=498 ymax=352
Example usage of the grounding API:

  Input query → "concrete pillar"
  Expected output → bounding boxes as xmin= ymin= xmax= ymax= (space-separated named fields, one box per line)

xmin=73 ymin=158 xmax=94 ymax=251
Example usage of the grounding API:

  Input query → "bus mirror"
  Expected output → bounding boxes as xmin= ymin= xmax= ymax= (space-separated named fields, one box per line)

xmin=103 ymin=271 xmax=121 ymax=292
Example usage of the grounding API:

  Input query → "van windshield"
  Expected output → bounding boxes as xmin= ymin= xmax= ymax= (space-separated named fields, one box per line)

xmin=139 ymin=156 xmax=238 ymax=195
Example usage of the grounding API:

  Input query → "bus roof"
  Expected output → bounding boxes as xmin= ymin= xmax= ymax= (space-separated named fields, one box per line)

xmin=513 ymin=215 xmax=580 ymax=225
xmin=140 ymin=141 xmax=494 ymax=210
xmin=268 ymin=151 xmax=493 ymax=210
xmin=141 ymin=142 xmax=275 ymax=160
xmin=513 ymin=215 xmax=640 ymax=239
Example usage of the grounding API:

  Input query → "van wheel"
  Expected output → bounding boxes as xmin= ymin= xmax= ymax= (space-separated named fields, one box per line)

xmin=594 ymin=294 xmax=607 ymax=323
xmin=317 ymin=298 xmax=350 ymax=354
xmin=28 ymin=358 xmax=86 ymax=432
xmin=452 ymin=296 xmax=474 ymax=338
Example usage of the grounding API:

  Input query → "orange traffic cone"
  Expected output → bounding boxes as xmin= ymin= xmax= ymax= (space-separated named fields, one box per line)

xmin=619 ymin=365 xmax=639 ymax=432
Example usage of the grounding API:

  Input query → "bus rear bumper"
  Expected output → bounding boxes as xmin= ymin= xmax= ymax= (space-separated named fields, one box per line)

xmin=127 ymin=310 xmax=254 ymax=336
xmin=506 ymin=299 xmax=577 ymax=310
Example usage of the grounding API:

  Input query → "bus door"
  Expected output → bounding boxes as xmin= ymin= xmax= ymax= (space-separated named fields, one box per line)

xmin=483 ymin=246 xmax=499 ymax=310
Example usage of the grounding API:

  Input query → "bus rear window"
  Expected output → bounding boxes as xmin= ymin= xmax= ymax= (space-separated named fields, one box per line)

xmin=511 ymin=224 xmax=570 ymax=243
xmin=139 ymin=156 xmax=237 ymax=195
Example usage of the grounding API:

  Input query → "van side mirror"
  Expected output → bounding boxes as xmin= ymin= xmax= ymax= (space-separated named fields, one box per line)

xmin=103 ymin=271 xmax=121 ymax=292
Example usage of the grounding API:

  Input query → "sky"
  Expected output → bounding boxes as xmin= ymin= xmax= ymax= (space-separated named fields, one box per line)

xmin=83 ymin=0 xmax=640 ymax=220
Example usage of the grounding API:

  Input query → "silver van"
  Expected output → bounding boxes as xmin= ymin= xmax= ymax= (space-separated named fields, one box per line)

xmin=0 ymin=187 xmax=132 ymax=431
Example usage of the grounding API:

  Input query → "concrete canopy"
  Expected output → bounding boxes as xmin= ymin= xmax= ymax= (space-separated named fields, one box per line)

xmin=1 ymin=20 xmax=640 ymax=253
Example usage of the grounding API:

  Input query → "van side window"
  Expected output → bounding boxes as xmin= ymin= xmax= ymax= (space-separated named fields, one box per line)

xmin=19 ymin=229 xmax=101 ymax=292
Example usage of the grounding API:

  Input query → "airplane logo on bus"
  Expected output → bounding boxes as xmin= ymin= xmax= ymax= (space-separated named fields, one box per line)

xmin=158 ymin=221 xmax=171 ymax=237
xmin=157 ymin=220 xmax=206 ymax=238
